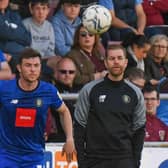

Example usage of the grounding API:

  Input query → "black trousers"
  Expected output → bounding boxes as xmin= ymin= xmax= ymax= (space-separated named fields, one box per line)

xmin=79 ymin=157 xmax=135 ymax=168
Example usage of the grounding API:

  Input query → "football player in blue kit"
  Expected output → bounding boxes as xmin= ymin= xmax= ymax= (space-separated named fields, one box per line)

xmin=0 ymin=48 xmax=75 ymax=167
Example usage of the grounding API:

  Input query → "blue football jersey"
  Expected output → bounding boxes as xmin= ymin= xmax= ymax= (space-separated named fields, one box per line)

xmin=0 ymin=79 xmax=63 ymax=161
xmin=0 ymin=50 xmax=6 ymax=62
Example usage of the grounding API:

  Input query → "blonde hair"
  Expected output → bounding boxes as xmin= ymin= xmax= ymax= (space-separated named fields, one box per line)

xmin=149 ymin=34 xmax=168 ymax=62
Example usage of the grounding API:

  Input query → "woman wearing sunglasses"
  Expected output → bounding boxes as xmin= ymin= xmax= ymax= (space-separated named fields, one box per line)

xmin=66 ymin=24 xmax=107 ymax=85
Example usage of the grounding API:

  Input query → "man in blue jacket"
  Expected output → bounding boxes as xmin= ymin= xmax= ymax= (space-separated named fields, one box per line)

xmin=0 ymin=0 xmax=31 ymax=70
xmin=51 ymin=0 xmax=81 ymax=56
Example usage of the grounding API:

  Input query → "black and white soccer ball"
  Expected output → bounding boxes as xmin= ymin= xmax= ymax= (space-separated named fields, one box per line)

xmin=82 ymin=5 xmax=112 ymax=34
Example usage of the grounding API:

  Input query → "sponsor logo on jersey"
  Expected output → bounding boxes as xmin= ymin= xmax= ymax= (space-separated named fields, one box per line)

xmin=99 ymin=95 xmax=106 ymax=103
xmin=122 ymin=95 xmax=131 ymax=104
xmin=15 ymin=108 xmax=37 ymax=127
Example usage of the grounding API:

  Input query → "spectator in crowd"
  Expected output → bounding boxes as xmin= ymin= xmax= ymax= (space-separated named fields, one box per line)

xmin=143 ymin=84 xmax=168 ymax=141
xmin=145 ymin=34 xmax=168 ymax=86
xmin=125 ymin=67 xmax=146 ymax=90
xmin=48 ymin=57 xmax=82 ymax=142
xmin=66 ymin=24 xmax=107 ymax=85
xmin=0 ymin=48 xmax=75 ymax=167
xmin=142 ymin=0 xmax=168 ymax=37
xmin=10 ymin=0 xmax=60 ymax=19
xmin=99 ymin=0 xmax=146 ymax=45
xmin=23 ymin=0 xmax=61 ymax=74
xmin=54 ymin=57 xmax=82 ymax=92
xmin=122 ymin=33 xmax=150 ymax=72
xmin=9 ymin=0 xmax=31 ymax=19
xmin=0 ymin=0 xmax=31 ymax=70
xmin=51 ymin=0 xmax=81 ymax=56
xmin=0 ymin=50 xmax=14 ymax=80
xmin=23 ymin=0 xmax=55 ymax=60
xmin=74 ymin=44 xmax=146 ymax=168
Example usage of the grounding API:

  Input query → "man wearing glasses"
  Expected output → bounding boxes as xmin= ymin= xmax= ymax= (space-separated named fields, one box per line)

xmin=48 ymin=57 xmax=82 ymax=142
xmin=143 ymin=84 xmax=168 ymax=141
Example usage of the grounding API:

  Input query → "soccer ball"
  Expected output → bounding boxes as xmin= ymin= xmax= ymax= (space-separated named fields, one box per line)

xmin=82 ymin=5 xmax=112 ymax=34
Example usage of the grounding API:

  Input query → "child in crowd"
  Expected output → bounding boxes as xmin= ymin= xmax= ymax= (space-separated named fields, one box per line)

xmin=23 ymin=0 xmax=60 ymax=73
xmin=51 ymin=0 xmax=81 ymax=56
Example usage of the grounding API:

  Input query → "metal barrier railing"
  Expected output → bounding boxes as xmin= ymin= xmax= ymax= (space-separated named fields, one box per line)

xmin=61 ymin=93 xmax=168 ymax=100
xmin=144 ymin=142 xmax=168 ymax=147
xmin=159 ymin=93 xmax=168 ymax=100
xmin=61 ymin=93 xmax=78 ymax=100
xmin=46 ymin=142 xmax=168 ymax=147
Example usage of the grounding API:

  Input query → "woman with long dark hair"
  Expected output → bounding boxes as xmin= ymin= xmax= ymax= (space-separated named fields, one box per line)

xmin=66 ymin=24 xmax=107 ymax=85
xmin=122 ymin=33 xmax=150 ymax=72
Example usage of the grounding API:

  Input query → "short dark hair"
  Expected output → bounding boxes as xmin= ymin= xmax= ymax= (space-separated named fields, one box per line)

xmin=142 ymin=83 xmax=160 ymax=99
xmin=18 ymin=48 xmax=42 ymax=64
xmin=125 ymin=67 xmax=145 ymax=80
xmin=105 ymin=44 xmax=127 ymax=59
xmin=29 ymin=0 xmax=49 ymax=7
xmin=61 ymin=0 xmax=81 ymax=4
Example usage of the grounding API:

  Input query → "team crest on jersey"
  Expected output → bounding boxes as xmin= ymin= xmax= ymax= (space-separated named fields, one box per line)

xmin=99 ymin=95 xmax=106 ymax=103
xmin=122 ymin=95 xmax=131 ymax=104
xmin=36 ymin=98 xmax=42 ymax=107
xmin=10 ymin=99 xmax=18 ymax=104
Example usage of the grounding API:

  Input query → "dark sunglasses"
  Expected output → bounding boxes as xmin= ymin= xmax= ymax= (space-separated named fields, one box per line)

xmin=58 ymin=69 xmax=76 ymax=74
xmin=80 ymin=31 xmax=94 ymax=37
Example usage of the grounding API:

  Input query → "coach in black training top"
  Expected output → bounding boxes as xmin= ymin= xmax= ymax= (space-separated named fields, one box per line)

xmin=74 ymin=44 xmax=146 ymax=168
